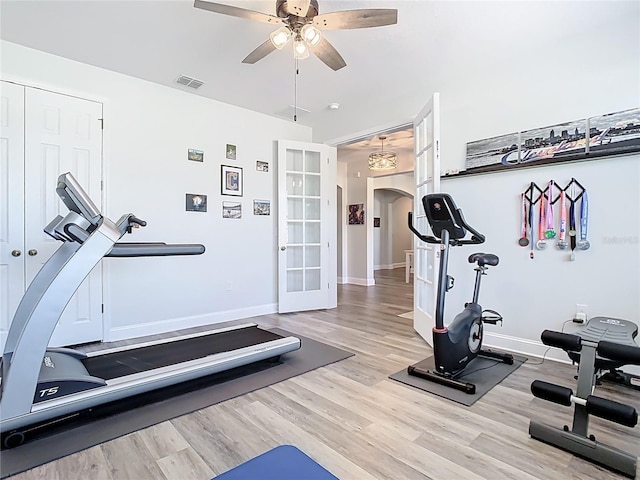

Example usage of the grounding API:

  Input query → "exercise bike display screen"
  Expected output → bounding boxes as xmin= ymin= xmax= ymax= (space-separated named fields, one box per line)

xmin=428 ymin=199 xmax=449 ymax=221
xmin=423 ymin=194 xmax=467 ymax=240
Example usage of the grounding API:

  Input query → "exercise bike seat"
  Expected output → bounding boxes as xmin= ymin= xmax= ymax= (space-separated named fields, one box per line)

xmin=468 ymin=253 xmax=499 ymax=267
xmin=567 ymin=316 xmax=639 ymax=371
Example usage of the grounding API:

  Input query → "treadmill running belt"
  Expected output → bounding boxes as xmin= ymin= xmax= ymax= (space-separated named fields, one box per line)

xmin=82 ymin=326 xmax=284 ymax=380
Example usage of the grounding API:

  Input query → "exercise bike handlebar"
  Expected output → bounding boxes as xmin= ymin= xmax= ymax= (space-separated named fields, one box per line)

xmin=408 ymin=212 xmax=485 ymax=246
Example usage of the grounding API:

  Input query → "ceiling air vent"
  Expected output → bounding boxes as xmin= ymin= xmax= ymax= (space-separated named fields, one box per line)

xmin=175 ymin=75 xmax=205 ymax=89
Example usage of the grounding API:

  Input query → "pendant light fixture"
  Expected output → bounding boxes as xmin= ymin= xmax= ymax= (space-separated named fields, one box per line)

xmin=368 ymin=135 xmax=397 ymax=171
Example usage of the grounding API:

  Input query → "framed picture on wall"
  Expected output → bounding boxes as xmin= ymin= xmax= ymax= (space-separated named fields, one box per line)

xmin=187 ymin=149 xmax=204 ymax=162
xmin=185 ymin=193 xmax=207 ymax=212
xmin=221 ymin=165 xmax=243 ymax=196
xmin=222 ymin=201 xmax=242 ymax=219
xmin=253 ymin=200 xmax=270 ymax=215
xmin=226 ymin=144 xmax=237 ymax=160
xmin=374 ymin=217 xmax=380 ymax=227
xmin=348 ymin=204 xmax=365 ymax=225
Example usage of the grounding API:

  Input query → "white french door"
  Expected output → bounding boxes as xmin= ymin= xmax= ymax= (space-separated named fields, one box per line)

xmin=0 ymin=81 xmax=104 ymax=349
xmin=277 ymin=140 xmax=337 ymax=313
xmin=412 ymin=93 xmax=441 ymax=345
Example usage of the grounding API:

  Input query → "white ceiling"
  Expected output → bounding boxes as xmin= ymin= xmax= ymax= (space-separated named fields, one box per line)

xmin=1 ymin=1 xmax=635 ymax=172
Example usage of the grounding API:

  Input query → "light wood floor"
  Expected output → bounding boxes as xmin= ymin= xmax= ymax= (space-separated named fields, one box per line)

xmin=10 ymin=269 xmax=640 ymax=479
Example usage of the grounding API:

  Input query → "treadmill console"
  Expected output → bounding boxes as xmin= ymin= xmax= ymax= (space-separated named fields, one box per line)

xmin=422 ymin=193 xmax=467 ymax=240
xmin=56 ymin=173 xmax=102 ymax=226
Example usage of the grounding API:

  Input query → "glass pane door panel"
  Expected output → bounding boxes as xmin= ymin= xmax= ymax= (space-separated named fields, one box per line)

xmin=287 ymin=149 xmax=303 ymax=171
xmin=287 ymin=270 xmax=303 ymax=292
xmin=288 ymin=173 xmax=303 ymax=195
xmin=305 ymin=222 xmax=320 ymax=243
xmin=288 ymin=198 xmax=303 ymax=220
xmin=305 ymin=269 xmax=321 ymax=291
xmin=305 ymin=245 xmax=321 ymax=268
xmin=416 ymin=118 xmax=425 ymax=153
xmin=288 ymin=221 xmax=303 ymax=244
xmin=305 ymin=174 xmax=320 ymax=196
xmin=305 ymin=151 xmax=320 ymax=173
xmin=305 ymin=199 xmax=320 ymax=220
xmin=287 ymin=246 xmax=303 ymax=268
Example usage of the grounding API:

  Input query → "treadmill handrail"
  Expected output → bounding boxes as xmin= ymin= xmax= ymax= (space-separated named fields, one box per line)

xmin=107 ymin=243 xmax=206 ymax=257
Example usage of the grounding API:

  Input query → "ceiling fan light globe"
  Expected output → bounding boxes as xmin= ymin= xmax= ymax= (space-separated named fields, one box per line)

xmin=294 ymin=39 xmax=310 ymax=59
xmin=300 ymin=24 xmax=321 ymax=47
xmin=270 ymin=26 xmax=292 ymax=50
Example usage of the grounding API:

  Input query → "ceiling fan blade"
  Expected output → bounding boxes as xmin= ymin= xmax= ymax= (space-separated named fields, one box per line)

xmin=313 ymin=9 xmax=397 ymax=30
xmin=285 ymin=0 xmax=311 ymax=17
xmin=242 ymin=39 xmax=278 ymax=64
xmin=312 ymin=37 xmax=346 ymax=71
xmin=194 ymin=0 xmax=283 ymax=25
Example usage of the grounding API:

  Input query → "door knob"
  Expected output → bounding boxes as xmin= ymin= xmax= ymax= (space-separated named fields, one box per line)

xmin=28 ymin=249 xmax=38 ymax=256
xmin=11 ymin=250 xmax=21 ymax=257
xmin=280 ymin=246 xmax=287 ymax=251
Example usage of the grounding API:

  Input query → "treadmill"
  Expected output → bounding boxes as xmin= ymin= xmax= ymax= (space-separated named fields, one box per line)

xmin=0 ymin=173 xmax=301 ymax=447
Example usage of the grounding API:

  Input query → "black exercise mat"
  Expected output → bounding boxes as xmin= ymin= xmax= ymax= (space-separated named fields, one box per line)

xmin=389 ymin=352 xmax=527 ymax=406
xmin=0 ymin=328 xmax=354 ymax=478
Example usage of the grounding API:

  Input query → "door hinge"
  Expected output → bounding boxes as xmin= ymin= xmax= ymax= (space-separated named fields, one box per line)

xmin=101 ymin=180 xmax=104 ymax=191
xmin=101 ymin=304 xmax=104 ymax=313
xmin=99 ymin=118 xmax=104 ymax=129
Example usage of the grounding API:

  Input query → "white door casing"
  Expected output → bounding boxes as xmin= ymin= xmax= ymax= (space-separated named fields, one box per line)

xmin=277 ymin=140 xmax=337 ymax=313
xmin=412 ymin=93 xmax=441 ymax=345
xmin=0 ymin=83 xmax=104 ymax=349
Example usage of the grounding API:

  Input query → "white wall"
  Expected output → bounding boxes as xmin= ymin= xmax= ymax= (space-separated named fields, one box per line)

xmin=373 ymin=191 xmax=412 ymax=270
xmin=442 ymin=156 xmax=640 ymax=360
xmin=391 ymin=196 xmax=412 ymax=265
xmin=330 ymin=2 xmax=640 ymax=365
xmin=1 ymin=41 xmax=312 ymax=341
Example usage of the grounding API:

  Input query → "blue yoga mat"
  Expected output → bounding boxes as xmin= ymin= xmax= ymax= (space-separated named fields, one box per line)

xmin=215 ymin=445 xmax=339 ymax=480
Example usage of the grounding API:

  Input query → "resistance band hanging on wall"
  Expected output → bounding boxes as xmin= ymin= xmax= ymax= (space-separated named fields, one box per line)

xmin=519 ymin=178 xmax=588 ymax=261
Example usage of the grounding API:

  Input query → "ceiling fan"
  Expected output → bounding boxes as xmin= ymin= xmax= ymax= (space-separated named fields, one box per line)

xmin=193 ymin=0 xmax=398 ymax=71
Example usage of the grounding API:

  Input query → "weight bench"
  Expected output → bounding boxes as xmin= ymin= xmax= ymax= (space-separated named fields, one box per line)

xmin=568 ymin=316 xmax=640 ymax=390
xmin=529 ymin=329 xmax=640 ymax=478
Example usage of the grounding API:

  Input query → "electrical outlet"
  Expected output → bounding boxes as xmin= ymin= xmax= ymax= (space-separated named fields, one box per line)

xmin=576 ymin=304 xmax=588 ymax=320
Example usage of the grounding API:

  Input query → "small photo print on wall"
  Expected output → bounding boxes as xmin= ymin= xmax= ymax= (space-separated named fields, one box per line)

xmin=223 ymin=201 xmax=242 ymax=219
xmin=256 ymin=160 xmax=269 ymax=172
xmin=187 ymin=149 xmax=204 ymax=162
xmin=221 ymin=165 xmax=243 ymax=196
xmin=253 ymin=200 xmax=270 ymax=216
xmin=348 ymin=204 xmax=365 ymax=225
xmin=186 ymin=194 xmax=207 ymax=212
xmin=226 ymin=144 xmax=237 ymax=160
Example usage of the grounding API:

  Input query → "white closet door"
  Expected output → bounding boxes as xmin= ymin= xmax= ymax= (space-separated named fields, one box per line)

xmin=24 ymin=87 xmax=104 ymax=347
xmin=0 ymin=81 xmax=26 ymax=351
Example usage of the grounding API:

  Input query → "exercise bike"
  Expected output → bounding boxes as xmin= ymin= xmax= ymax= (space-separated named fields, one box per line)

xmin=407 ymin=193 xmax=514 ymax=394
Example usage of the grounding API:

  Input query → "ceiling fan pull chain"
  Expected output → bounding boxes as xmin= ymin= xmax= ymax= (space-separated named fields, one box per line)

xmin=293 ymin=56 xmax=299 ymax=122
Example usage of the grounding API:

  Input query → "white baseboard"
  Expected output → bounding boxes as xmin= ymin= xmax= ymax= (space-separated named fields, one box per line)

xmin=344 ymin=277 xmax=375 ymax=286
xmin=484 ymin=331 xmax=640 ymax=375
xmin=483 ymin=331 xmax=572 ymax=364
xmin=106 ymin=304 xmax=278 ymax=342
xmin=374 ymin=263 xmax=405 ymax=271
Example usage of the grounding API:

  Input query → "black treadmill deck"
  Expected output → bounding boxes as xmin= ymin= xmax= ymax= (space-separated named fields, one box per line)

xmin=82 ymin=326 xmax=284 ymax=380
